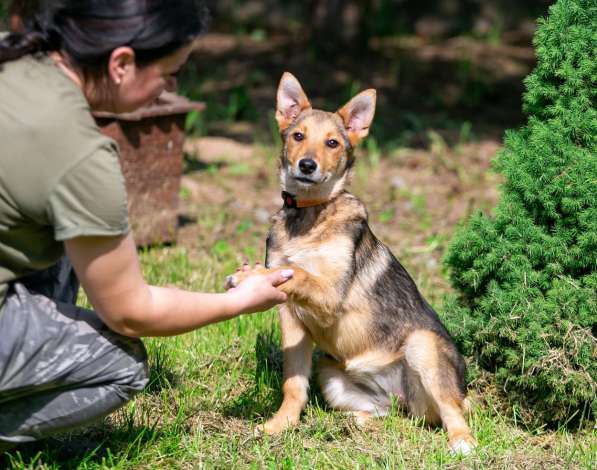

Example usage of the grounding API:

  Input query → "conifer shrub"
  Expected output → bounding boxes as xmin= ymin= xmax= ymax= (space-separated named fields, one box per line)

xmin=443 ymin=0 xmax=596 ymax=427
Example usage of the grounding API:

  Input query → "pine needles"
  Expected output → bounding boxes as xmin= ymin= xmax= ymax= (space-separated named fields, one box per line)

xmin=444 ymin=0 xmax=596 ymax=429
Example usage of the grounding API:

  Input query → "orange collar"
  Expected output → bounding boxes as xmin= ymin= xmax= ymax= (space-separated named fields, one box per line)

xmin=282 ymin=191 xmax=327 ymax=209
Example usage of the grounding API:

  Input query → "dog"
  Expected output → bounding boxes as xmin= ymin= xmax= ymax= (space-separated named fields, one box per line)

xmin=226 ymin=72 xmax=475 ymax=454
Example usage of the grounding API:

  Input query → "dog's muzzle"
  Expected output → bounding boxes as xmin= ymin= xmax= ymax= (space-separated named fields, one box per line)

xmin=298 ymin=158 xmax=317 ymax=175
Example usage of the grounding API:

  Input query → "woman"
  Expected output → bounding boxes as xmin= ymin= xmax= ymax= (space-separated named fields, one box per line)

xmin=0 ymin=0 xmax=292 ymax=449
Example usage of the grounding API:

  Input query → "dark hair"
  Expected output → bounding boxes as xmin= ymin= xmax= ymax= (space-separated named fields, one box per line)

xmin=0 ymin=0 xmax=209 ymax=69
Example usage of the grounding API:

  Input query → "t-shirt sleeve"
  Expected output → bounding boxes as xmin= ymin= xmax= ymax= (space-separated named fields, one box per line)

xmin=47 ymin=144 xmax=130 ymax=241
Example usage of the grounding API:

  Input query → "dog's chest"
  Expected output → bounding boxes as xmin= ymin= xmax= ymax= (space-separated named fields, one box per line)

xmin=293 ymin=305 xmax=372 ymax=359
xmin=266 ymin=226 xmax=353 ymax=278
xmin=268 ymin=241 xmax=341 ymax=276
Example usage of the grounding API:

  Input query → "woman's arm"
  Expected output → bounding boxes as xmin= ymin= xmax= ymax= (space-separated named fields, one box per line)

xmin=64 ymin=233 xmax=291 ymax=337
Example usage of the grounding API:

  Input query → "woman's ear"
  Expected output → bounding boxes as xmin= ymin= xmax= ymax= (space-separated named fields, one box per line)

xmin=108 ymin=47 xmax=136 ymax=85
xmin=337 ymin=89 xmax=377 ymax=146
xmin=276 ymin=72 xmax=312 ymax=132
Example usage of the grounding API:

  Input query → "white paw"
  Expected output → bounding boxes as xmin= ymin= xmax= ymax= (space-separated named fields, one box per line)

xmin=449 ymin=439 xmax=475 ymax=456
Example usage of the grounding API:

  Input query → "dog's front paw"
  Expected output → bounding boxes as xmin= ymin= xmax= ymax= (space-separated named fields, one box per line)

xmin=225 ymin=265 xmax=270 ymax=290
xmin=224 ymin=270 xmax=252 ymax=289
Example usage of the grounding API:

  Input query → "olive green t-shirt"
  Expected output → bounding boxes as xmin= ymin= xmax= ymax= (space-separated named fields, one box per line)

xmin=0 ymin=53 xmax=130 ymax=306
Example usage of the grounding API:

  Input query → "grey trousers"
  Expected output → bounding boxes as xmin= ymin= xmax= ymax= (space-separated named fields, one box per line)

xmin=0 ymin=258 xmax=149 ymax=447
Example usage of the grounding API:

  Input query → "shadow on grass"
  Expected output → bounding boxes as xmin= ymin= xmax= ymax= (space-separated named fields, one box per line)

xmin=0 ymin=421 xmax=167 ymax=470
xmin=222 ymin=328 xmax=330 ymax=421
xmin=145 ymin=343 xmax=180 ymax=395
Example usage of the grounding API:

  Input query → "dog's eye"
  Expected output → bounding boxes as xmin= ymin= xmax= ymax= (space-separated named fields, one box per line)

xmin=293 ymin=132 xmax=305 ymax=142
xmin=326 ymin=139 xmax=339 ymax=149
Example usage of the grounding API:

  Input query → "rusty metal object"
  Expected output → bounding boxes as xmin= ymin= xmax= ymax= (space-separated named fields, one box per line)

xmin=94 ymin=92 xmax=205 ymax=246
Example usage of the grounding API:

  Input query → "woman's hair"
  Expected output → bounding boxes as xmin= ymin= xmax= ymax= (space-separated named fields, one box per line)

xmin=0 ymin=0 xmax=209 ymax=69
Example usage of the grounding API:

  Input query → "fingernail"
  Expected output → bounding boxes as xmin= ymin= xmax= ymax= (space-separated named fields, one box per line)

xmin=281 ymin=269 xmax=294 ymax=278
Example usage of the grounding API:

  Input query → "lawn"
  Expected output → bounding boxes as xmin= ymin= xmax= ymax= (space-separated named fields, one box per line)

xmin=2 ymin=132 xmax=595 ymax=468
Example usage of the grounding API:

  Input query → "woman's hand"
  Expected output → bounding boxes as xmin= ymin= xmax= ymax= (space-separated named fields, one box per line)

xmin=65 ymin=234 xmax=295 ymax=337
xmin=225 ymin=263 xmax=293 ymax=314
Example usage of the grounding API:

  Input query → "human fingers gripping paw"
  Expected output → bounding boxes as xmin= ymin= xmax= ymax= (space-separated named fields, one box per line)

xmin=226 ymin=267 xmax=293 ymax=291
xmin=268 ymin=269 xmax=294 ymax=287
xmin=224 ymin=264 xmax=270 ymax=290
xmin=254 ymin=287 xmax=287 ymax=308
xmin=233 ymin=273 xmax=291 ymax=313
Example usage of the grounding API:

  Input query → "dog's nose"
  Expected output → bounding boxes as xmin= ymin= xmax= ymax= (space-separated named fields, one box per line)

xmin=298 ymin=158 xmax=317 ymax=175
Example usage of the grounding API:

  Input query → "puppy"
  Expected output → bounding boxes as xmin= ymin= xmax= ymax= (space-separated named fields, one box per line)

xmin=227 ymin=72 xmax=475 ymax=454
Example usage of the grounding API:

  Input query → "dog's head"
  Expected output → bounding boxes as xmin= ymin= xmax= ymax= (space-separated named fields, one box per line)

xmin=275 ymin=72 xmax=376 ymax=201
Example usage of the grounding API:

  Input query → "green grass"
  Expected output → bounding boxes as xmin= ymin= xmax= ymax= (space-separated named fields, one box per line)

xmin=3 ymin=245 xmax=595 ymax=469
xmin=2 ymin=137 xmax=595 ymax=469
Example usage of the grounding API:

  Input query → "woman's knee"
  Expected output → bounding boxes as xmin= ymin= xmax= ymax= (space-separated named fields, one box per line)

xmin=112 ymin=336 xmax=149 ymax=395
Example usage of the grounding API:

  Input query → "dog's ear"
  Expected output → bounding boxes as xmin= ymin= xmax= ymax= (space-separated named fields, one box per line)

xmin=276 ymin=72 xmax=311 ymax=132
xmin=337 ymin=89 xmax=377 ymax=146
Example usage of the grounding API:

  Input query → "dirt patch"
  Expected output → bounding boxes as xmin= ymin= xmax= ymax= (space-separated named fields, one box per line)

xmin=184 ymin=136 xmax=255 ymax=163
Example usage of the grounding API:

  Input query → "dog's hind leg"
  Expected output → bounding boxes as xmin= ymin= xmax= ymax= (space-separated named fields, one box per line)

xmin=318 ymin=357 xmax=391 ymax=425
xmin=403 ymin=330 xmax=476 ymax=455
xmin=257 ymin=304 xmax=313 ymax=435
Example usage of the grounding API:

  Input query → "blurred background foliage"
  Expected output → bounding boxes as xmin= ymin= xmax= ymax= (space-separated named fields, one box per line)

xmin=2 ymin=0 xmax=552 ymax=149
xmin=184 ymin=0 xmax=552 ymax=147
xmin=205 ymin=0 xmax=550 ymax=43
